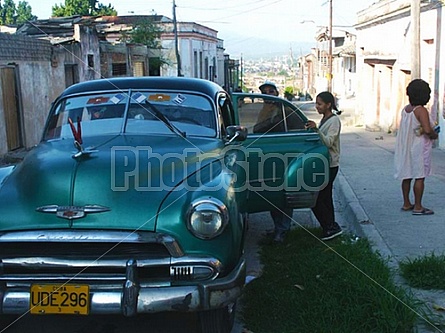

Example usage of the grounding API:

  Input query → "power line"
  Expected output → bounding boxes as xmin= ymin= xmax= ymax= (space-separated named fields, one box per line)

xmin=178 ymin=0 xmax=269 ymax=11
xmin=176 ymin=0 xmax=285 ymax=23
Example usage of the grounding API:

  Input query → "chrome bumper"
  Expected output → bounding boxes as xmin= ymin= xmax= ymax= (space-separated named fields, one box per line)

xmin=0 ymin=258 xmax=246 ymax=316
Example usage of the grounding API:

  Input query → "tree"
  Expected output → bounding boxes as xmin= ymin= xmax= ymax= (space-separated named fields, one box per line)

xmin=126 ymin=19 xmax=163 ymax=49
xmin=16 ymin=1 xmax=35 ymax=23
xmin=284 ymin=86 xmax=295 ymax=101
xmin=0 ymin=0 xmax=35 ymax=24
xmin=0 ymin=0 xmax=16 ymax=24
xmin=94 ymin=3 xmax=116 ymax=16
xmin=120 ymin=19 xmax=169 ymax=72
xmin=52 ymin=0 xmax=117 ymax=17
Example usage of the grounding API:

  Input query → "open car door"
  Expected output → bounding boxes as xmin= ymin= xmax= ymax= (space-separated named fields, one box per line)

xmin=231 ymin=93 xmax=330 ymax=214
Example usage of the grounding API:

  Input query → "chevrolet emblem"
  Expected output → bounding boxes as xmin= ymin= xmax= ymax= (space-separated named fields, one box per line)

xmin=36 ymin=204 xmax=110 ymax=220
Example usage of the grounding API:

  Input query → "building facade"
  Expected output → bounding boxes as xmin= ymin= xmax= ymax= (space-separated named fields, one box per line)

xmin=355 ymin=0 xmax=444 ymax=148
xmin=297 ymin=27 xmax=357 ymax=109
xmin=0 ymin=25 xmax=102 ymax=156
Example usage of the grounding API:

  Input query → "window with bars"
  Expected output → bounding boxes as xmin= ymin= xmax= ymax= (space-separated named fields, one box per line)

xmin=112 ymin=63 xmax=127 ymax=76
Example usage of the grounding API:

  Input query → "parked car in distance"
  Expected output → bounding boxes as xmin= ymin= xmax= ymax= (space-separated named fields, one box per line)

xmin=0 ymin=77 xmax=329 ymax=333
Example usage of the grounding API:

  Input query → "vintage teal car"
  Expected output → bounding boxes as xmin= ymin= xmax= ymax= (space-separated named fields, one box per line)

xmin=0 ymin=77 xmax=329 ymax=333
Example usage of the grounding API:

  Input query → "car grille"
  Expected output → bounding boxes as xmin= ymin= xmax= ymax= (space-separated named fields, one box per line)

xmin=0 ymin=241 xmax=170 ymax=258
xmin=0 ymin=230 xmax=219 ymax=283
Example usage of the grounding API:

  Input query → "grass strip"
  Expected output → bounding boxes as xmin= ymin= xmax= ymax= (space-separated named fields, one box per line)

xmin=400 ymin=253 xmax=445 ymax=290
xmin=241 ymin=228 xmax=420 ymax=333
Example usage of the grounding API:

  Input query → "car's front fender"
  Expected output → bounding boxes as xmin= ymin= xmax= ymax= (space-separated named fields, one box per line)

xmin=155 ymin=159 xmax=244 ymax=275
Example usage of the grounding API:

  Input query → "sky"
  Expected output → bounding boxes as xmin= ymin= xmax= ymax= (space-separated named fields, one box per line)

xmin=25 ymin=0 xmax=377 ymax=57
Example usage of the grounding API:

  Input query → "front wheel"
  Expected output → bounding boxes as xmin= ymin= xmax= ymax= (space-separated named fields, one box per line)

xmin=198 ymin=303 xmax=236 ymax=333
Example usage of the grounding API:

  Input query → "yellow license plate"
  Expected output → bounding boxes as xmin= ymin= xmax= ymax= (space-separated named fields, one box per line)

xmin=30 ymin=284 xmax=89 ymax=315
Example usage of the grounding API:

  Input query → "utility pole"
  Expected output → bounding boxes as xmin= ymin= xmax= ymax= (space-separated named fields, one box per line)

xmin=327 ymin=0 xmax=333 ymax=92
xmin=240 ymin=53 xmax=243 ymax=91
xmin=173 ymin=0 xmax=182 ymax=77
xmin=411 ymin=0 xmax=421 ymax=79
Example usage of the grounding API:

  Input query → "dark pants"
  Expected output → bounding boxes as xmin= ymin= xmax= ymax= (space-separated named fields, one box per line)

xmin=270 ymin=207 xmax=293 ymax=236
xmin=311 ymin=166 xmax=339 ymax=232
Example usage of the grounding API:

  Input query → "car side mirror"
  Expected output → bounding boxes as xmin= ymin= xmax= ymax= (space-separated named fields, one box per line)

xmin=225 ymin=125 xmax=248 ymax=144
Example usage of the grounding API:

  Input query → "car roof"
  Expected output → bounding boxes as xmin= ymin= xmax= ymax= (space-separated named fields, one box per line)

xmin=59 ymin=77 xmax=225 ymax=99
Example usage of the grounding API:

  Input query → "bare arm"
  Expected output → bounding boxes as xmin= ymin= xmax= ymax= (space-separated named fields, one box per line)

xmin=414 ymin=106 xmax=438 ymax=140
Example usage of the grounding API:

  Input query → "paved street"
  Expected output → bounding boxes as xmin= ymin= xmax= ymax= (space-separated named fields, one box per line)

xmin=0 ymin=312 xmax=198 ymax=332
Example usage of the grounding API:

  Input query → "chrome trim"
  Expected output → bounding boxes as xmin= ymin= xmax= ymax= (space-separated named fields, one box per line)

xmin=123 ymin=259 xmax=139 ymax=317
xmin=0 ymin=258 xmax=246 ymax=315
xmin=285 ymin=191 xmax=319 ymax=208
xmin=0 ymin=257 xmax=170 ymax=269
xmin=0 ymin=255 xmax=221 ymax=284
xmin=186 ymin=198 xmax=229 ymax=239
xmin=0 ymin=230 xmax=184 ymax=258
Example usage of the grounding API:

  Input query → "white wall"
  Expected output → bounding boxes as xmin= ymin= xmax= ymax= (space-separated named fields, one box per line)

xmin=355 ymin=0 xmax=441 ymax=142
xmin=160 ymin=22 xmax=220 ymax=83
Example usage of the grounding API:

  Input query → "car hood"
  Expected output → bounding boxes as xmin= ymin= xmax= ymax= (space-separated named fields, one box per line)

xmin=0 ymin=135 xmax=223 ymax=231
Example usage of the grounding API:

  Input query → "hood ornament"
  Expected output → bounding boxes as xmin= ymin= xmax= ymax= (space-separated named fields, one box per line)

xmin=68 ymin=117 xmax=98 ymax=158
xmin=36 ymin=204 xmax=110 ymax=220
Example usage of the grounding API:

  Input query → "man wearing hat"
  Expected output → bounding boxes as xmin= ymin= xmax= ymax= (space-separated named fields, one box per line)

xmin=253 ymin=81 xmax=284 ymax=133
xmin=256 ymin=81 xmax=293 ymax=242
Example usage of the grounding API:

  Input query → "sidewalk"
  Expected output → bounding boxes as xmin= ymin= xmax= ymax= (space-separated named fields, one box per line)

xmin=336 ymin=126 xmax=445 ymax=332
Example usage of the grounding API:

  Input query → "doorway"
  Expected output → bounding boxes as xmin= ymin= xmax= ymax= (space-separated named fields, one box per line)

xmin=0 ymin=66 xmax=22 ymax=151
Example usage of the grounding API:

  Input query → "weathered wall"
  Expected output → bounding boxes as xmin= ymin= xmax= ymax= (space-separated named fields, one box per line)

xmin=0 ymin=25 xmax=102 ymax=156
xmin=74 ymin=25 xmax=101 ymax=81
xmin=355 ymin=0 xmax=441 ymax=142
xmin=0 ymin=33 xmax=65 ymax=155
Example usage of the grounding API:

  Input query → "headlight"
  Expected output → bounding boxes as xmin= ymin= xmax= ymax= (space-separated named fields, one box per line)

xmin=187 ymin=198 xmax=229 ymax=239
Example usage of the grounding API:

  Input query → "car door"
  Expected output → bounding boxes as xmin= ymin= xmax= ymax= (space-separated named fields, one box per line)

xmin=231 ymin=93 xmax=330 ymax=214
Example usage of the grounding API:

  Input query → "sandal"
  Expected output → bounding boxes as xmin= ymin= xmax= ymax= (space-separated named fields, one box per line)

xmin=401 ymin=205 xmax=414 ymax=211
xmin=412 ymin=208 xmax=434 ymax=215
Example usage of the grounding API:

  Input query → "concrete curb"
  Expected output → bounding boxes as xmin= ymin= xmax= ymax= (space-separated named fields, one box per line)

xmin=335 ymin=170 xmax=398 ymax=269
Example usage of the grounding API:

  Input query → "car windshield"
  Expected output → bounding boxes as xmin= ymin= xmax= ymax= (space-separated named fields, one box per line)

xmin=43 ymin=90 xmax=217 ymax=141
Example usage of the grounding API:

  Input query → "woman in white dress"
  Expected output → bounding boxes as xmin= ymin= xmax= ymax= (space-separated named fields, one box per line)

xmin=394 ymin=79 xmax=438 ymax=215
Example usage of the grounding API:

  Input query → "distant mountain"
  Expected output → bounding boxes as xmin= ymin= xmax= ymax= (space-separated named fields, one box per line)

xmin=222 ymin=36 xmax=315 ymax=59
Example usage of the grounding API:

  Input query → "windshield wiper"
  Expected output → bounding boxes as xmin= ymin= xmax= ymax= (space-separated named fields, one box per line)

xmin=145 ymin=100 xmax=186 ymax=138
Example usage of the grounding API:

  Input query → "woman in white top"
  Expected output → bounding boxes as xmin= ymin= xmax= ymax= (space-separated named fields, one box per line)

xmin=394 ymin=79 xmax=438 ymax=215
xmin=306 ymin=91 xmax=342 ymax=241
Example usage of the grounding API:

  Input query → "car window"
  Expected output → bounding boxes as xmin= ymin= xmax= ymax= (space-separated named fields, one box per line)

xmin=43 ymin=91 xmax=217 ymax=141
xmin=43 ymin=92 xmax=128 ymax=141
xmin=237 ymin=96 xmax=306 ymax=134
xmin=125 ymin=92 xmax=217 ymax=137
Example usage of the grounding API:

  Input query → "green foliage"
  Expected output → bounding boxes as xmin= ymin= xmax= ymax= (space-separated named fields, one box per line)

xmin=242 ymin=229 xmax=422 ymax=333
xmin=52 ymin=0 xmax=117 ymax=17
xmin=400 ymin=253 xmax=445 ymax=290
xmin=52 ymin=0 xmax=89 ymax=16
xmin=277 ymin=69 xmax=288 ymax=76
xmin=283 ymin=86 xmax=295 ymax=101
xmin=16 ymin=1 xmax=34 ymax=23
xmin=125 ymin=19 xmax=163 ymax=49
xmin=0 ymin=0 xmax=16 ymax=24
xmin=94 ymin=3 xmax=116 ymax=16
xmin=119 ymin=19 xmax=168 ymax=69
xmin=0 ymin=0 xmax=34 ymax=24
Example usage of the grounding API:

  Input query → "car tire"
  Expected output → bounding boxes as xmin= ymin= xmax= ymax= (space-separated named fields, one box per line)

xmin=198 ymin=303 xmax=236 ymax=333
